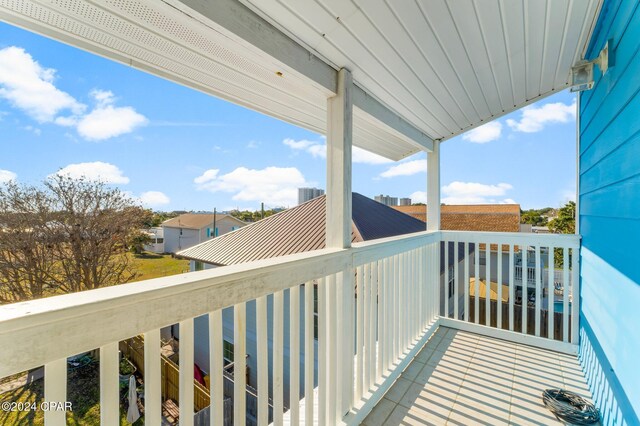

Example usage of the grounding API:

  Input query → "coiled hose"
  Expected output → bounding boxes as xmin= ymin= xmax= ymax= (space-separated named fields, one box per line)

xmin=541 ymin=388 xmax=600 ymax=424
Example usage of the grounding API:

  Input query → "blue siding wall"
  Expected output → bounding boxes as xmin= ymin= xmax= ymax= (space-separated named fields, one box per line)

xmin=579 ymin=0 xmax=640 ymax=423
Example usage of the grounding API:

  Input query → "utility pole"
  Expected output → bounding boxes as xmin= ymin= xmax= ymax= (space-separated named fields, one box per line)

xmin=261 ymin=202 xmax=264 ymax=220
xmin=212 ymin=207 xmax=217 ymax=238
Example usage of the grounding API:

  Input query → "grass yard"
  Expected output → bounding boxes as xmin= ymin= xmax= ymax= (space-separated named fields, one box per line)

xmin=131 ymin=252 xmax=190 ymax=282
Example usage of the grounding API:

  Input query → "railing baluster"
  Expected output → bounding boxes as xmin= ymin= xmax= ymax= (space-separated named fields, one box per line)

xmin=209 ymin=310 xmax=223 ymax=426
xmin=394 ymin=254 xmax=400 ymax=360
xmin=273 ymin=292 xmax=284 ymax=425
xmin=99 ymin=343 xmax=118 ymax=426
xmin=571 ymin=247 xmax=579 ymax=344
xmin=563 ymin=248 xmax=570 ymax=342
xmin=256 ymin=297 xmax=268 ymax=425
xmin=497 ymin=243 xmax=503 ymax=329
xmin=209 ymin=310 xmax=224 ymax=426
xmin=535 ymin=246 xmax=542 ymax=337
xmin=377 ymin=259 xmax=384 ymax=381
xmin=370 ymin=262 xmax=377 ymax=387
xmin=289 ymin=286 xmax=300 ymax=425
xmin=179 ymin=318 xmax=195 ymax=426
xmin=522 ymin=248 xmax=528 ymax=335
xmin=304 ymin=282 xmax=314 ymax=425
xmin=464 ymin=241 xmax=470 ymax=322
xmin=444 ymin=241 xmax=449 ymax=318
xmin=509 ymin=244 xmax=515 ymax=331
xmin=355 ymin=266 xmax=364 ymax=402
xmin=454 ymin=242 xmax=459 ymax=320
xmin=143 ymin=329 xmax=161 ymax=426
xmin=45 ymin=358 xmax=67 ymax=426
xmin=326 ymin=274 xmax=337 ymax=423
xmin=341 ymin=269 xmax=354 ymax=416
xmin=474 ymin=245 xmax=480 ymax=324
xmin=548 ymin=248 xmax=555 ymax=339
xmin=485 ymin=242 xmax=491 ymax=326
xmin=363 ymin=263 xmax=371 ymax=392
xmin=304 ymin=281 xmax=315 ymax=425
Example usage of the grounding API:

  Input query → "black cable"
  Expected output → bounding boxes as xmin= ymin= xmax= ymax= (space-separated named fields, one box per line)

xmin=541 ymin=388 xmax=600 ymax=425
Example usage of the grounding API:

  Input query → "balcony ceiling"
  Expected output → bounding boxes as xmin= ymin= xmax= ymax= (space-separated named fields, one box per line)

xmin=0 ymin=0 xmax=601 ymax=159
xmin=242 ymin=0 xmax=602 ymax=141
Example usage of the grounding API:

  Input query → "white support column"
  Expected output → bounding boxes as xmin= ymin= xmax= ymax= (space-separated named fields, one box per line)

xmin=326 ymin=68 xmax=353 ymax=249
xmin=427 ymin=141 xmax=441 ymax=231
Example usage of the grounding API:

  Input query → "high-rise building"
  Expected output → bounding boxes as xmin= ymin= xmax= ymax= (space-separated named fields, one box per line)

xmin=399 ymin=198 xmax=412 ymax=206
xmin=298 ymin=187 xmax=325 ymax=204
xmin=374 ymin=194 xmax=399 ymax=206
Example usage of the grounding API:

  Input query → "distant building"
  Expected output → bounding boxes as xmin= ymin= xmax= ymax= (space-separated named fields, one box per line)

xmin=143 ymin=227 xmax=164 ymax=253
xmin=162 ymin=213 xmax=246 ymax=253
xmin=298 ymin=187 xmax=324 ymax=204
xmin=374 ymin=194 xmax=398 ymax=206
xmin=399 ymin=197 xmax=412 ymax=206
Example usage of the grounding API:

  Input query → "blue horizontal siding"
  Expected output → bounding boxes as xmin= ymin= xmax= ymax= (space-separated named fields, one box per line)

xmin=579 ymin=0 xmax=640 ymax=422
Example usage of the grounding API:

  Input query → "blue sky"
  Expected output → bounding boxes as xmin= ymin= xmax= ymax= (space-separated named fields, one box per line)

xmin=0 ymin=22 xmax=577 ymax=212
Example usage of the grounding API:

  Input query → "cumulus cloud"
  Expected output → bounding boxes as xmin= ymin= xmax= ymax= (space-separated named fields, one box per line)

xmin=0 ymin=169 xmax=17 ymax=183
xmin=462 ymin=121 xmax=502 ymax=143
xmin=379 ymin=159 xmax=427 ymax=178
xmin=140 ymin=191 xmax=170 ymax=207
xmin=283 ymin=138 xmax=392 ymax=165
xmin=442 ymin=181 xmax=514 ymax=204
xmin=0 ymin=47 xmax=146 ymax=140
xmin=195 ymin=166 xmax=307 ymax=207
xmin=409 ymin=191 xmax=427 ymax=204
xmin=0 ymin=47 xmax=85 ymax=122
xmin=506 ymin=99 xmax=576 ymax=133
xmin=53 ymin=162 xmax=130 ymax=184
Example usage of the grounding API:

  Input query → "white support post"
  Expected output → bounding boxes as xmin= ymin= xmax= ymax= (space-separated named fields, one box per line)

xmin=326 ymin=68 xmax=353 ymax=249
xmin=427 ymin=141 xmax=441 ymax=316
xmin=427 ymin=141 xmax=441 ymax=232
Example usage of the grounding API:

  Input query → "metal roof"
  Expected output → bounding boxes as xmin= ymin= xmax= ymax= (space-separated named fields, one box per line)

xmin=162 ymin=213 xmax=245 ymax=230
xmin=0 ymin=0 xmax=602 ymax=159
xmin=177 ymin=193 xmax=425 ymax=265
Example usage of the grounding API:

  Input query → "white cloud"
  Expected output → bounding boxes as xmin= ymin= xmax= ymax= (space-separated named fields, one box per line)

xmin=195 ymin=166 xmax=307 ymax=206
xmin=442 ymin=181 xmax=514 ymax=204
xmin=0 ymin=169 xmax=17 ymax=183
xmin=140 ymin=191 xmax=170 ymax=207
xmin=410 ymin=191 xmax=426 ymax=204
xmin=0 ymin=47 xmax=146 ymax=140
xmin=74 ymin=90 xmax=147 ymax=141
xmin=462 ymin=121 xmax=502 ymax=143
xmin=506 ymin=99 xmax=576 ymax=133
xmin=0 ymin=46 xmax=85 ymax=122
xmin=54 ymin=162 xmax=130 ymax=184
xmin=379 ymin=159 xmax=427 ymax=178
xmin=283 ymin=138 xmax=392 ymax=165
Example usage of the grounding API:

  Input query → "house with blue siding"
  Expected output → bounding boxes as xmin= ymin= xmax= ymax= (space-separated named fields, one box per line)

xmin=577 ymin=0 xmax=640 ymax=423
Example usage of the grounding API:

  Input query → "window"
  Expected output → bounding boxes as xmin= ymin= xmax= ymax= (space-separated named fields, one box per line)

xmin=479 ymin=250 xmax=486 ymax=266
xmin=223 ymin=340 xmax=234 ymax=363
xmin=156 ymin=238 xmax=164 ymax=244
xmin=194 ymin=261 xmax=204 ymax=271
xmin=313 ymin=284 xmax=319 ymax=340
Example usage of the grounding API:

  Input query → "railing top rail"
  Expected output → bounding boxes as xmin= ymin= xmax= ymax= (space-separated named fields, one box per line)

xmin=0 ymin=230 xmax=438 ymax=377
xmin=439 ymin=230 xmax=581 ymax=248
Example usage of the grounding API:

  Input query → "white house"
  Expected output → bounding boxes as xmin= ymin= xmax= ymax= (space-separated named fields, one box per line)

xmin=142 ymin=227 xmax=164 ymax=254
xmin=162 ymin=213 xmax=246 ymax=254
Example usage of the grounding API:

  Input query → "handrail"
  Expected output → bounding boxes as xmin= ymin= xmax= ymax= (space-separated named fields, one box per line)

xmin=440 ymin=230 xmax=581 ymax=248
xmin=0 ymin=230 xmax=437 ymax=377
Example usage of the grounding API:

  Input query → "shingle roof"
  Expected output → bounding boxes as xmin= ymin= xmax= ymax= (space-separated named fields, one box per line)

xmin=177 ymin=193 xmax=425 ymax=266
xmin=392 ymin=205 xmax=521 ymax=233
xmin=162 ymin=213 xmax=244 ymax=230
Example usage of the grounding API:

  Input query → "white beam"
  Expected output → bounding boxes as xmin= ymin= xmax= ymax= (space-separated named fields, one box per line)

xmin=427 ymin=141 xmax=441 ymax=231
xmin=352 ymin=85 xmax=433 ymax=152
xmin=326 ymin=68 xmax=353 ymax=249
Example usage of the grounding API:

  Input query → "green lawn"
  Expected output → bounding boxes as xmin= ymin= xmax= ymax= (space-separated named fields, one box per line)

xmin=131 ymin=252 xmax=190 ymax=282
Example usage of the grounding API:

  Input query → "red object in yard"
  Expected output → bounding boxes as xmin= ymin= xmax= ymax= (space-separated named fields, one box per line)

xmin=194 ymin=364 xmax=205 ymax=386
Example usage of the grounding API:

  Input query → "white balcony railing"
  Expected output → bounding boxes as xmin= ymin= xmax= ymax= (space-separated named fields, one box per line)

xmin=0 ymin=230 xmax=580 ymax=425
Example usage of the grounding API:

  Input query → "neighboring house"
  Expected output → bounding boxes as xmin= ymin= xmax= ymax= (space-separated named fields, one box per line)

xmin=392 ymin=204 xmax=522 ymax=231
xmin=142 ymin=227 xmax=164 ymax=253
xmin=174 ymin=193 xmax=426 ymax=407
xmin=162 ymin=213 xmax=246 ymax=253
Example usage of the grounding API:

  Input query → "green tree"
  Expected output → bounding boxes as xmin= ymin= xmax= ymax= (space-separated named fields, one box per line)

xmin=521 ymin=209 xmax=548 ymax=226
xmin=548 ymin=201 xmax=576 ymax=234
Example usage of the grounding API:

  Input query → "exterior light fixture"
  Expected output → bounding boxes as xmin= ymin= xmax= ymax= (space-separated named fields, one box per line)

xmin=570 ymin=41 xmax=610 ymax=92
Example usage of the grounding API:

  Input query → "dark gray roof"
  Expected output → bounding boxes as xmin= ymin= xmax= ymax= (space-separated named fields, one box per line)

xmin=177 ymin=193 xmax=425 ymax=266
